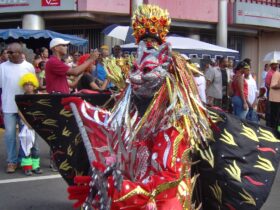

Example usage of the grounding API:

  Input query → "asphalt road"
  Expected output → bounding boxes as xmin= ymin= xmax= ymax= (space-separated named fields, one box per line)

xmin=0 ymin=129 xmax=75 ymax=210
xmin=0 ymin=128 xmax=279 ymax=210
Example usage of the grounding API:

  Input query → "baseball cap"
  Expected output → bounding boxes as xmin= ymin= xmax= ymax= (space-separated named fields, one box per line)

xmin=78 ymin=54 xmax=90 ymax=66
xmin=234 ymin=61 xmax=250 ymax=72
xmin=194 ymin=63 xmax=200 ymax=69
xmin=100 ymin=45 xmax=109 ymax=50
xmin=270 ymin=59 xmax=279 ymax=64
xmin=49 ymin=38 xmax=70 ymax=49
xmin=181 ymin=54 xmax=190 ymax=60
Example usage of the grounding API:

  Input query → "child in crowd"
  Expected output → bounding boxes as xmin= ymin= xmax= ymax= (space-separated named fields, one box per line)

xmin=18 ymin=73 xmax=42 ymax=176
xmin=37 ymin=61 xmax=46 ymax=91
xmin=257 ymin=87 xmax=267 ymax=120
xmin=33 ymin=54 xmax=42 ymax=74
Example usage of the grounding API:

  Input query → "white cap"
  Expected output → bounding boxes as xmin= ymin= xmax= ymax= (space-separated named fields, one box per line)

xmin=181 ymin=54 xmax=190 ymax=60
xmin=270 ymin=59 xmax=279 ymax=64
xmin=49 ymin=38 xmax=70 ymax=49
xmin=194 ymin=63 xmax=200 ymax=69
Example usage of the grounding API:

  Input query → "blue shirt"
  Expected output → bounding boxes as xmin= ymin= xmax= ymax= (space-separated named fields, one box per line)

xmin=93 ymin=63 xmax=114 ymax=88
xmin=94 ymin=63 xmax=107 ymax=81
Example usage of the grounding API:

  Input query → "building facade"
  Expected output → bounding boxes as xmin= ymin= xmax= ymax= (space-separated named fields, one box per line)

xmin=0 ymin=0 xmax=279 ymax=85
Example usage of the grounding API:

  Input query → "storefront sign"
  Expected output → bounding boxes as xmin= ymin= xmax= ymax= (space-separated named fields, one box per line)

xmin=42 ymin=0 xmax=61 ymax=7
xmin=0 ymin=0 xmax=28 ymax=7
xmin=0 ymin=0 xmax=75 ymax=12
xmin=78 ymin=0 xmax=129 ymax=15
xmin=234 ymin=2 xmax=280 ymax=29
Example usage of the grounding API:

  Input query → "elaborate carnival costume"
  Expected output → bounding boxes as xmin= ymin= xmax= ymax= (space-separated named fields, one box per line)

xmin=16 ymin=5 xmax=280 ymax=210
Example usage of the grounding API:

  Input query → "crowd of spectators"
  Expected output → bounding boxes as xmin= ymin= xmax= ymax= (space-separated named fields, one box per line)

xmin=0 ymin=39 xmax=126 ymax=175
xmin=190 ymin=56 xmax=279 ymax=131
xmin=0 ymin=38 xmax=279 ymax=175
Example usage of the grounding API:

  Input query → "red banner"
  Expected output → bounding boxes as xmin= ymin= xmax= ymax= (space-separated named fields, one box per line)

xmin=41 ymin=0 xmax=60 ymax=7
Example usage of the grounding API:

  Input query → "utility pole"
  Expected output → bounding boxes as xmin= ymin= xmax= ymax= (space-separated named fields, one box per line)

xmin=217 ymin=0 xmax=228 ymax=47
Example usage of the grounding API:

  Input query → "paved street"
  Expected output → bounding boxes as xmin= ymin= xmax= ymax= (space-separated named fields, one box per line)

xmin=0 ymin=128 xmax=279 ymax=210
xmin=0 ymin=129 xmax=74 ymax=210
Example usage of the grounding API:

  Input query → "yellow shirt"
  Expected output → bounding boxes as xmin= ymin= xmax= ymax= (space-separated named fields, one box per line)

xmin=269 ymin=71 xmax=280 ymax=102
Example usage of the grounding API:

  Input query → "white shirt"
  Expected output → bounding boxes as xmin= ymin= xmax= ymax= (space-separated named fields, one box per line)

xmin=194 ymin=75 xmax=206 ymax=103
xmin=205 ymin=67 xmax=223 ymax=99
xmin=0 ymin=60 xmax=35 ymax=113
xmin=245 ymin=74 xmax=258 ymax=105
xmin=261 ymin=71 xmax=267 ymax=88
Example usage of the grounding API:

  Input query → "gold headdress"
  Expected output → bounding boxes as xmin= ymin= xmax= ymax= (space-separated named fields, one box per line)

xmin=132 ymin=4 xmax=171 ymax=44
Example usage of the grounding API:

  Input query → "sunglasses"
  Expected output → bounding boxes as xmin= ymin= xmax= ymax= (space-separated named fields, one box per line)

xmin=7 ymin=51 xmax=17 ymax=54
xmin=74 ymin=54 xmax=80 ymax=56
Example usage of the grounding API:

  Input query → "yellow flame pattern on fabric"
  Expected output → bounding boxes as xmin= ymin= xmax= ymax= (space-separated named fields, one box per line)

xmin=259 ymin=128 xmax=280 ymax=142
xmin=59 ymin=109 xmax=73 ymax=118
xmin=37 ymin=99 xmax=52 ymax=107
xmin=209 ymin=181 xmax=222 ymax=204
xmin=59 ymin=159 xmax=72 ymax=171
xmin=43 ymin=119 xmax=58 ymax=127
xmin=47 ymin=134 xmax=56 ymax=141
xmin=74 ymin=134 xmax=82 ymax=146
xmin=239 ymin=188 xmax=256 ymax=206
xmin=198 ymin=147 xmax=214 ymax=168
xmin=254 ymin=155 xmax=275 ymax=172
xmin=241 ymin=124 xmax=259 ymax=142
xmin=67 ymin=145 xmax=73 ymax=157
xmin=26 ymin=111 xmax=45 ymax=117
xmin=62 ymin=126 xmax=72 ymax=137
xmin=220 ymin=129 xmax=238 ymax=146
xmin=225 ymin=160 xmax=241 ymax=182
xmin=207 ymin=110 xmax=224 ymax=123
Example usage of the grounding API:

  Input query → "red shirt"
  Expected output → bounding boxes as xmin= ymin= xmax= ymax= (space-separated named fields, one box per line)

xmin=45 ymin=55 xmax=70 ymax=94
xmin=265 ymin=69 xmax=276 ymax=88
xmin=232 ymin=75 xmax=248 ymax=99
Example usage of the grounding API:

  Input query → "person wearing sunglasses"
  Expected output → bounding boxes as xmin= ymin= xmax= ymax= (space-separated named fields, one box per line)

xmin=45 ymin=38 xmax=99 ymax=94
xmin=68 ymin=50 xmax=82 ymax=68
xmin=0 ymin=42 xmax=35 ymax=173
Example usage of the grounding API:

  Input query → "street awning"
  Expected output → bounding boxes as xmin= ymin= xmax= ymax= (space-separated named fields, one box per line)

xmin=0 ymin=29 xmax=88 ymax=46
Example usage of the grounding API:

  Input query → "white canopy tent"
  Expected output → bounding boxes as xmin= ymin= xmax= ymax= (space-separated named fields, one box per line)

xmin=121 ymin=35 xmax=239 ymax=59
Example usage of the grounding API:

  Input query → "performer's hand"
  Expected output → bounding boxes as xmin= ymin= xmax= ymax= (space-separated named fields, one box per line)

xmin=61 ymin=97 xmax=83 ymax=111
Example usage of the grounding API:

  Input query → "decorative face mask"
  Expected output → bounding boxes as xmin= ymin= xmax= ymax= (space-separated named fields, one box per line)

xmin=130 ymin=41 xmax=172 ymax=98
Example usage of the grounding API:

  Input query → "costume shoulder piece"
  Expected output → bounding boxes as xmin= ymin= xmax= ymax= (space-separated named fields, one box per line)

xmin=200 ymin=109 xmax=280 ymax=209
xmin=16 ymin=93 xmax=113 ymax=185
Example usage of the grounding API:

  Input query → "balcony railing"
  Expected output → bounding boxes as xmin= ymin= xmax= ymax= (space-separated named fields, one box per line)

xmin=229 ymin=0 xmax=280 ymax=7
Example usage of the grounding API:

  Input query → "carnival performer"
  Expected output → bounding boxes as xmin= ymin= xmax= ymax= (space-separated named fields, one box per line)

xmin=63 ymin=5 xmax=212 ymax=209
xmin=18 ymin=73 xmax=42 ymax=176
xmin=61 ymin=4 xmax=280 ymax=210
xmin=16 ymin=4 xmax=280 ymax=210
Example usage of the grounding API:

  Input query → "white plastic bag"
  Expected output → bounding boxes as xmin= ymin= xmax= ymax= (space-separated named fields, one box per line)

xmin=19 ymin=124 xmax=35 ymax=156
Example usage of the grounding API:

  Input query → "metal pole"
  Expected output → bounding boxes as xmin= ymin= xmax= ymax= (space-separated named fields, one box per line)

xmin=69 ymin=103 xmax=96 ymax=164
xmin=22 ymin=14 xmax=45 ymax=30
xmin=217 ymin=0 xmax=228 ymax=47
xmin=132 ymin=0 xmax=143 ymax=15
